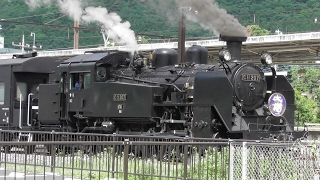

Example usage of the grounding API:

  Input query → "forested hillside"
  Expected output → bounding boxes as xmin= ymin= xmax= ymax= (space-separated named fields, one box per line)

xmin=0 ymin=0 xmax=211 ymax=50
xmin=0 ymin=0 xmax=320 ymax=50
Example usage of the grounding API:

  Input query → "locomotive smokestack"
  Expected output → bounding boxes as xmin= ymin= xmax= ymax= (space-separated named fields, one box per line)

xmin=219 ymin=35 xmax=247 ymax=62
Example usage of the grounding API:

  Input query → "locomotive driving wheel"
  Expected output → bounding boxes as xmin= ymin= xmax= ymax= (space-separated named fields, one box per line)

xmin=1 ymin=132 xmax=13 ymax=153
xmin=53 ymin=123 xmax=76 ymax=154
xmin=83 ymin=136 xmax=103 ymax=155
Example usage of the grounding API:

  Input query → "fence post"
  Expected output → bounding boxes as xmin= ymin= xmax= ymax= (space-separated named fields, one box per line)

xmin=229 ymin=141 xmax=234 ymax=180
xmin=123 ymin=139 xmax=129 ymax=180
xmin=183 ymin=144 xmax=188 ymax=180
xmin=112 ymin=134 xmax=116 ymax=179
xmin=242 ymin=142 xmax=247 ymax=180
xmin=50 ymin=131 xmax=55 ymax=173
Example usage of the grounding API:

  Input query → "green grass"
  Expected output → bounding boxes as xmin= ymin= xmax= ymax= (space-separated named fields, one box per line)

xmin=0 ymin=146 xmax=229 ymax=180
xmin=3 ymin=144 xmax=317 ymax=180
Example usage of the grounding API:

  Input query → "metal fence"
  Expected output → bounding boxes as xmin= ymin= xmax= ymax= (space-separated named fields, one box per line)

xmin=0 ymin=130 xmax=319 ymax=180
xmin=0 ymin=130 xmax=230 ymax=180
xmin=229 ymin=141 xmax=320 ymax=180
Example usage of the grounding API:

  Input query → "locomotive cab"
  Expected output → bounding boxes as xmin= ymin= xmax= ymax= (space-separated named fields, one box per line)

xmin=38 ymin=51 xmax=133 ymax=132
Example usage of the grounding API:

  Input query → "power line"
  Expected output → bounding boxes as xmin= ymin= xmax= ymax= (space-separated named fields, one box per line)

xmin=2 ymin=4 xmax=320 ymax=23
xmin=1 ymin=12 xmax=62 ymax=20
xmin=0 ymin=19 xmax=97 ymax=30
xmin=0 ymin=19 xmax=176 ymax=38
xmin=234 ymin=7 xmax=320 ymax=17
xmin=45 ymin=15 xmax=67 ymax=24
xmin=3 ymin=6 xmax=319 ymax=30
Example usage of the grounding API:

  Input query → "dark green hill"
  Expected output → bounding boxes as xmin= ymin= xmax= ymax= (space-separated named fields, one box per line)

xmin=0 ymin=0 xmax=320 ymax=50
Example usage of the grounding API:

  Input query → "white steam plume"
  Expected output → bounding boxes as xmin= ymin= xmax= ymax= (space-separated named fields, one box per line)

xmin=24 ymin=0 xmax=138 ymax=47
xmin=176 ymin=0 xmax=247 ymax=37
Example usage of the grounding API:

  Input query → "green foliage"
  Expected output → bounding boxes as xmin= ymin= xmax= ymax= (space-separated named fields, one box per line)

xmin=137 ymin=36 xmax=149 ymax=44
xmin=0 ymin=0 xmax=211 ymax=50
xmin=291 ymin=68 xmax=320 ymax=97
xmin=216 ymin=0 xmax=320 ymax=34
xmin=1 ymin=0 xmax=320 ymax=50
xmin=248 ymin=25 xmax=270 ymax=36
xmin=289 ymin=67 xmax=320 ymax=124
xmin=294 ymin=89 xmax=318 ymax=124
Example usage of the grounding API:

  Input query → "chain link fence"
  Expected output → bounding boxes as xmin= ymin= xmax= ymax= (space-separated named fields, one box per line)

xmin=229 ymin=141 xmax=320 ymax=180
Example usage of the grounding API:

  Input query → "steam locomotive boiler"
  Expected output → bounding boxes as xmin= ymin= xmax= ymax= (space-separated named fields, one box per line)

xmin=33 ymin=35 xmax=301 ymax=140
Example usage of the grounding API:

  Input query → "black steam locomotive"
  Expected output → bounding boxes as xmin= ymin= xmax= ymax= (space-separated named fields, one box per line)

xmin=0 ymin=35 xmax=303 ymax=142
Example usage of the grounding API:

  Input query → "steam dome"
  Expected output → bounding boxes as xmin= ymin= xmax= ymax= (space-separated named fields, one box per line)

xmin=185 ymin=45 xmax=208 ymax=64
xmin=152 ymin=48 xmax=178 ymax=68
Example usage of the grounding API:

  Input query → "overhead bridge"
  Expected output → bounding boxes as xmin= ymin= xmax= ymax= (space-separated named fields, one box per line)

xmin=2 ymin=31 xmax=320 ymax=64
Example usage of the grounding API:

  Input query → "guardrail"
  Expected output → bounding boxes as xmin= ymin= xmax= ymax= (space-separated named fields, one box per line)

xmin=1 ymin=31 xmax=320 ymax=59
xmin=0 ymin=130 xmax=230 ymax=180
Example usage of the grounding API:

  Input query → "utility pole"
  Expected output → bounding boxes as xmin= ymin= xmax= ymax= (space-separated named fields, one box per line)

xmin=12 ymin=32 xmax=29 ymax=52
xmin=101 ymin=29 xmax=109 ymax=48
xmin=178 ymin=8 xmax=186 ymax=64
xmin=74 ymin=20 xmax=79 ymax=49
xmin=30 ymin=32 xmax=36 ymax=51
xmin=30 ymin=32 xmax=42 ymax=51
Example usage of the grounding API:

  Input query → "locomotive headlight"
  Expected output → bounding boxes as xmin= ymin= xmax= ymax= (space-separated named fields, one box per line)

xmin=260 ymin=53 xmax=273 ymax=65
xmin=219 ymin=49 xmax=232 ymax=62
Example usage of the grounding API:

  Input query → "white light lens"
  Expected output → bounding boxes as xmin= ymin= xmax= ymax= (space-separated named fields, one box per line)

xmin=219 ymin=49 xmax=232 ymax=62
xmin=224 ymin=51 xmax=231 ymax=61
xmin=265 ymin=55 xmax=273 ymax=64
xmin=261 ymin=53 xmax=273 ymax=65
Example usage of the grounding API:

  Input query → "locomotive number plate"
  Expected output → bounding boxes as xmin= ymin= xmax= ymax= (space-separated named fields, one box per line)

xmin=113 ymin=94 xmax=127 ymax=101
xmin=241 ymin=74 xmax=260 ymax=82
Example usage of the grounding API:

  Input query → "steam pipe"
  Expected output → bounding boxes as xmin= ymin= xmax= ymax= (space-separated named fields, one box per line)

xmin=114 ymin=75 xmax=183 ymax=92
xmin=178 ymin=9 xmax=186 ymax=64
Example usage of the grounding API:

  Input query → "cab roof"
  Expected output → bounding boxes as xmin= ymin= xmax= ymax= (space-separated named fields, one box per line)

xmin=0 ymin=56 xmax=59 ymax=73
xmin=62 ymin=51 xmax=131 ymax=64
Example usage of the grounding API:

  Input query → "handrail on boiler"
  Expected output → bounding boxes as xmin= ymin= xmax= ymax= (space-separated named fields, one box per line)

xmin=19 ymin=94 xmax=22 ymax=128
xmin=27 ymin=93 xmax=34 ymax=127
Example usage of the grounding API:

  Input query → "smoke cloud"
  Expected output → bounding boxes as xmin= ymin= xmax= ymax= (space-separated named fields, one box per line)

xmin=175 ymin=0 xmax=247 ymax=37
xmin=24 ymin=0 xmax=138 ymax=47
xmin=137 ymin=0 xmax=177 ymax=23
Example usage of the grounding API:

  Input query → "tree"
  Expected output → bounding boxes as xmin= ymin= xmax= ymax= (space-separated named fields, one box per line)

xmin=291 ymin=68 xmax=320 ymax=99
xmin=290 ymin=67 xmax=320 ymax=124
xmin=294 ymin=89 xmax=319 ymax=125
xmin=246 ymin=25 xmax=270 ymax=36
xmin=137 ymin=36 xmax=149 ymax=44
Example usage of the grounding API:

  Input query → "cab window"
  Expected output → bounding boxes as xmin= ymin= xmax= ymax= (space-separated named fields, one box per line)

xmin=84 ymin=73 xmax=91 ymax=89
xmin=70 ymin=72 xmax=91 ymax=90
xmin=16 ymin=82 xmax=27 ymax=101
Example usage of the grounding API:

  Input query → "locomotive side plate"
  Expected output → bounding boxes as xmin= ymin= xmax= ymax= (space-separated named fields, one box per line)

xmin=113 ymin=94 xmax=127 ymax=101
xmin=241 ymin=74 xmax=260 ymax=82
